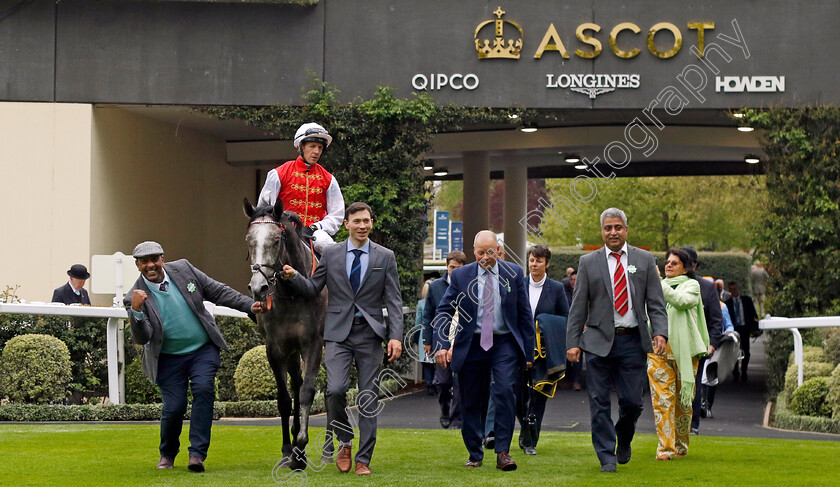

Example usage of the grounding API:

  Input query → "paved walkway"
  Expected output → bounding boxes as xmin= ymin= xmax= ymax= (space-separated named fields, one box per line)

xmin=220 ymin=335 xmax=839 ymax=442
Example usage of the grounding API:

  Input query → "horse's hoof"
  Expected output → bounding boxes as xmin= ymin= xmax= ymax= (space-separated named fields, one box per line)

xmin=276 ymin=456 xmax=293 ymax=469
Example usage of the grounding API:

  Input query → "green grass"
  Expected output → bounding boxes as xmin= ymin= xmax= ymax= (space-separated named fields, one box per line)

xmin=0 ymin=424 xmax=838 ymax=486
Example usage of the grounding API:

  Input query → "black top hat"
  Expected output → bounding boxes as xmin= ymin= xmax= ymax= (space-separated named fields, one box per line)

xmin=67 ymin=264 xmax=90 ymax=280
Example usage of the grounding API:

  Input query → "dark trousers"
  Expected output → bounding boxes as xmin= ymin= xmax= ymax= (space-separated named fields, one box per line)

xmin=422 ymin=362 xmax=436 ymax=387
xmin=458 ymin=334 xmax=519 ymax=461
xmin=434 ymin=365 xmax=461 ymax=424
xmin=733 ymin=326 xmax=751 ymax=378
xmin=324 ymin=320 xmax=383 ymax=464
xmin=156 ymin=341 xmax=220 ymax=461
xmin=691 ymin=356 xmax=708 ymax=430
xmin=584 ymin=331 xmax=647 ymax=466
xmin=518 ymin=390 xmax=548 ymax=448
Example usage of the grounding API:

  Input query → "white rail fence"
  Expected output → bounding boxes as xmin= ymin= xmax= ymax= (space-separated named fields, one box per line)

xmin=0 ymin=302 xmax=248 ymax=405
xmin=759 ymin=315 xmax=840 ymax=387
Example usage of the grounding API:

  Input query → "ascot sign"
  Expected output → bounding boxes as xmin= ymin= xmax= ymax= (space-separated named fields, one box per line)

xmin=475 ymin=6 xmax=715 ymax=60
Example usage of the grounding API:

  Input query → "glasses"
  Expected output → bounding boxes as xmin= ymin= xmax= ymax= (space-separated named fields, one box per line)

xmin=304 ymin=127 xmax=327 ymax=136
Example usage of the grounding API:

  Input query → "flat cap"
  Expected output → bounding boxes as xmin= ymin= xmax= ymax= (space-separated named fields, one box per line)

xmin=132 ymin=241 xmax=164 ymax=258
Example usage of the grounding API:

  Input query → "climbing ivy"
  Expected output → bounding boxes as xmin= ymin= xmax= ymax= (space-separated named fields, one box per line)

xmin=743 ymin=106 xmax=840 ymax=394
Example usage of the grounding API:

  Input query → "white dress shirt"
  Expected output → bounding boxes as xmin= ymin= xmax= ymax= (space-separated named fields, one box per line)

xmin=604 ymin=243 xmax=638 ymax=328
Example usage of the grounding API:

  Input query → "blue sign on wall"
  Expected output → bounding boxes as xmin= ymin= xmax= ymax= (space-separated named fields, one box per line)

xmin=435 ymin=211 xmax=450 ymax=253
xmin=451 ymin=221 xmax=463 ymax=251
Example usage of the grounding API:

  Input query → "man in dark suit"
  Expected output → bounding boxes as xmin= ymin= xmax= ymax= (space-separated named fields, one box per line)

xmin=124 ymin=241 xmax=266 ymax=472
xmin=680 ymin=247 xmax=723 ymax=434
xmin=725 ymin=281 xmax=759 ymax=383
xmin=282 ymin=202 xmax=403 ymax=476
xmin=432 ymin=230 xmax=534 ymax=471
xmin=518 ymin=244 xmax=569 ymax=455
xmin=422 ymin=250 xmax=467 ymax=429
xmin=51 ymin=264 xmax=92 ymax=305
xmin=566 ymin=208 xmax=668 ymax=473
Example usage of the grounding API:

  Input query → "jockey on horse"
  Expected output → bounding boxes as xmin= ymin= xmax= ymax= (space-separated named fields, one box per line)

xmin=258 ymin=122 xmax=345 ymax=253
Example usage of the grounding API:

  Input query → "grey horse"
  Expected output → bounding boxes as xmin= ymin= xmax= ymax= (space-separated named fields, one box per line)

xmin=244 ymin=197 xmax=326 ymax=470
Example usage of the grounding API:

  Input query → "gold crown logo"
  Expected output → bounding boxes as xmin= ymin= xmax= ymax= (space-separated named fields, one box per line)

xmin=474 ymin=7 xmax=523 ymax=59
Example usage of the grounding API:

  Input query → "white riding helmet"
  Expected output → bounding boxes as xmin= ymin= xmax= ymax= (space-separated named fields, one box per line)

xmin=293 ymin=122 xmax=333 ymax=149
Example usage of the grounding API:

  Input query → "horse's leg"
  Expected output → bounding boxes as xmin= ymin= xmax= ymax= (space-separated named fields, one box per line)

xmin=266 ymin=345 xmax=294 ymax=468
xmin=286 ymin=353 xmax=306 ymax=470
xmin=298 ymin=339 xmax=323 ymax=453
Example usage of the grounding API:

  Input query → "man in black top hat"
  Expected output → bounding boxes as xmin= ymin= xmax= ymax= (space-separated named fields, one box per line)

xmin=51 ymin=264 xmax=92 ymax=305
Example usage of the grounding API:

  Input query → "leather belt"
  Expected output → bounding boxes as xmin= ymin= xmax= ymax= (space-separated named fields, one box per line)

xmin=614 ymin=327 xmax=639 ymax=336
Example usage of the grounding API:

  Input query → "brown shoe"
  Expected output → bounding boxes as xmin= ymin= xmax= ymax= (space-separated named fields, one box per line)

xmin=496 ymin=452 xmax=517 ymax=471
xmin=157 ymin=457 xmax=174 ymax=469
xmin=336 ymin=444 xmax=352 ymax=473
xmin=187 ymin=456 xmax=205 ymax=472
xmin=355 ymin=461 xmax=372 ymax=475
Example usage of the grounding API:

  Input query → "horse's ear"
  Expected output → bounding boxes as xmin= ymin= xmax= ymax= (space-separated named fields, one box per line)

xmin=272 ymin=198 xmax=284 ymax=220
xmin=243 ymin=197 xmax=255 ymax=218
xmin=284 ymin=211 xmax=304 ymax=238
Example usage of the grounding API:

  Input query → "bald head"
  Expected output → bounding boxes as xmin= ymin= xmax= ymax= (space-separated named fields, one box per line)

xmin=473 ymin=230 xmax=501 ymax=270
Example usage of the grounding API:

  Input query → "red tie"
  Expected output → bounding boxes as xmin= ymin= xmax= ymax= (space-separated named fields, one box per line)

xmin=611 ymin=252 xmax=628 ymax=316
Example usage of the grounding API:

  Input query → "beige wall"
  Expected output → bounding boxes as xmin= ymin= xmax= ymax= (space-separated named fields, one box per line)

xmin=0 ymin=103 xmax=260 ymax=305
xmin=0 ymin=103 xmax=93 ymax=303
xmin=90 ymin=107 xmax=258 ymax=304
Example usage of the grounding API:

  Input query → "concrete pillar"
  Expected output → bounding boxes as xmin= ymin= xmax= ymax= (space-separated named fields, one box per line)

xmin=462 ymin=151 xmax=490 ymax=261
xmin=503 ymin=163 xmax=528 ymax=270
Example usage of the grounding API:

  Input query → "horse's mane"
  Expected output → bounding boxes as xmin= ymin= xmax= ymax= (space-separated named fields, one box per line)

xmin=248 ymin=205 xmax=277 ymax=224
xmin=248 ymin=205 xmax=305 ymax=239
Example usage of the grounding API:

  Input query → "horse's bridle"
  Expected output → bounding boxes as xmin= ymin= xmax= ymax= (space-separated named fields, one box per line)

xmin=248 ymin=220 xmax=294 ymax=303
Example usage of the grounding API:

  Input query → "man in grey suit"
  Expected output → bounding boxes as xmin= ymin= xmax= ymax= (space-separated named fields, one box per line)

xmin=124 ymin=241 xmax=266 ymax=472
xmin=566 ymin=208 xmax=668 ymax=473
xmin=282 ymin=201 xmax=403 ymax=476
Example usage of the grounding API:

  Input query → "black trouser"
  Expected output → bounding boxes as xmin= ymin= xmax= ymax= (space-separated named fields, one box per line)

xmin=691 ymin=356 xmax=708 ymax=430
xmin=733 ymin=326 xmax=750 ymax=378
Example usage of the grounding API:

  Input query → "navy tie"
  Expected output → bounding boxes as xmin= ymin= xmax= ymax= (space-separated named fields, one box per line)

xmin=159 ymin=281 xmax=168 ymax=292
xmin=350 ymin=249 xmax=363 ymax=293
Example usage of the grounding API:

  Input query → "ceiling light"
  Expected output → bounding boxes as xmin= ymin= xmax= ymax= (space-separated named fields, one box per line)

xmin=737 ymin=126 xmax=754 ymax=132
xmin=574 ymin=164 xmax=587 ymax=170
xmin=745 ymin=155 xmax=760 ymax=164
xmin=565 ymin=155 xmax=580 ymax=163
xmin=508 ymin=113 xmax=519 ymax=119
xmin=423 ymin=161 xmax=434 ymax=170
xmin=433 ymin=167 xmax=449 ymax=176
xmin=733 ymin=111 xmax=744 ymax=118
xmin=520 ymin=125 xmax=538 ymax=133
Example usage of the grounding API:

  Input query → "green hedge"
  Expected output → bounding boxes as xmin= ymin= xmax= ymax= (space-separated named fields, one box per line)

xmin=0 ymin=379 xmax=404 ymax=421
xmin=788 ymin=346 xmax=832 ymax=366
xmin=0 ymin=334 xmax=73 ymax=404
xmin=234 ymin=345 xmax=276 ymax=401
xmin=0 ymin=315 xmax=108 ymax=403
xmin=789 ymin=377 xmax=832 ymax=417
xmin=0 ymin=402 xmax=224 ymax=422
xmin=773 ymin=394 xmax=840 ymax=435
xmin=823 ymin=328 xmax=840 ymax=366
xmin=827 ymin=364 xmax=840 ymax=420
xmin=785 ymin=361 xmax=835 ymax=403
xmin=546 ymin=250 xmax=753 ymax=292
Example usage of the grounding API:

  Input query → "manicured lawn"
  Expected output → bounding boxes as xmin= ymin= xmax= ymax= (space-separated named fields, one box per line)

xmin=1 ymin=424 xmax=838 ymax=486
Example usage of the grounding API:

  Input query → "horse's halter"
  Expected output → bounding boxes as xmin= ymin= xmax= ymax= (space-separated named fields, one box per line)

xmin=248 ymin=219 xmax=288 ymax=299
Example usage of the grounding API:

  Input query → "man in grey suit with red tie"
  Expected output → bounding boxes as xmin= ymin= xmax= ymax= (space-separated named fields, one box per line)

xmin=566 ymin=208 xmax=668 ymax=473
xmin=282 ymin=202 xmax=403 ymax=476
xmin=432 ymin=230 xmax=534 ymax=471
